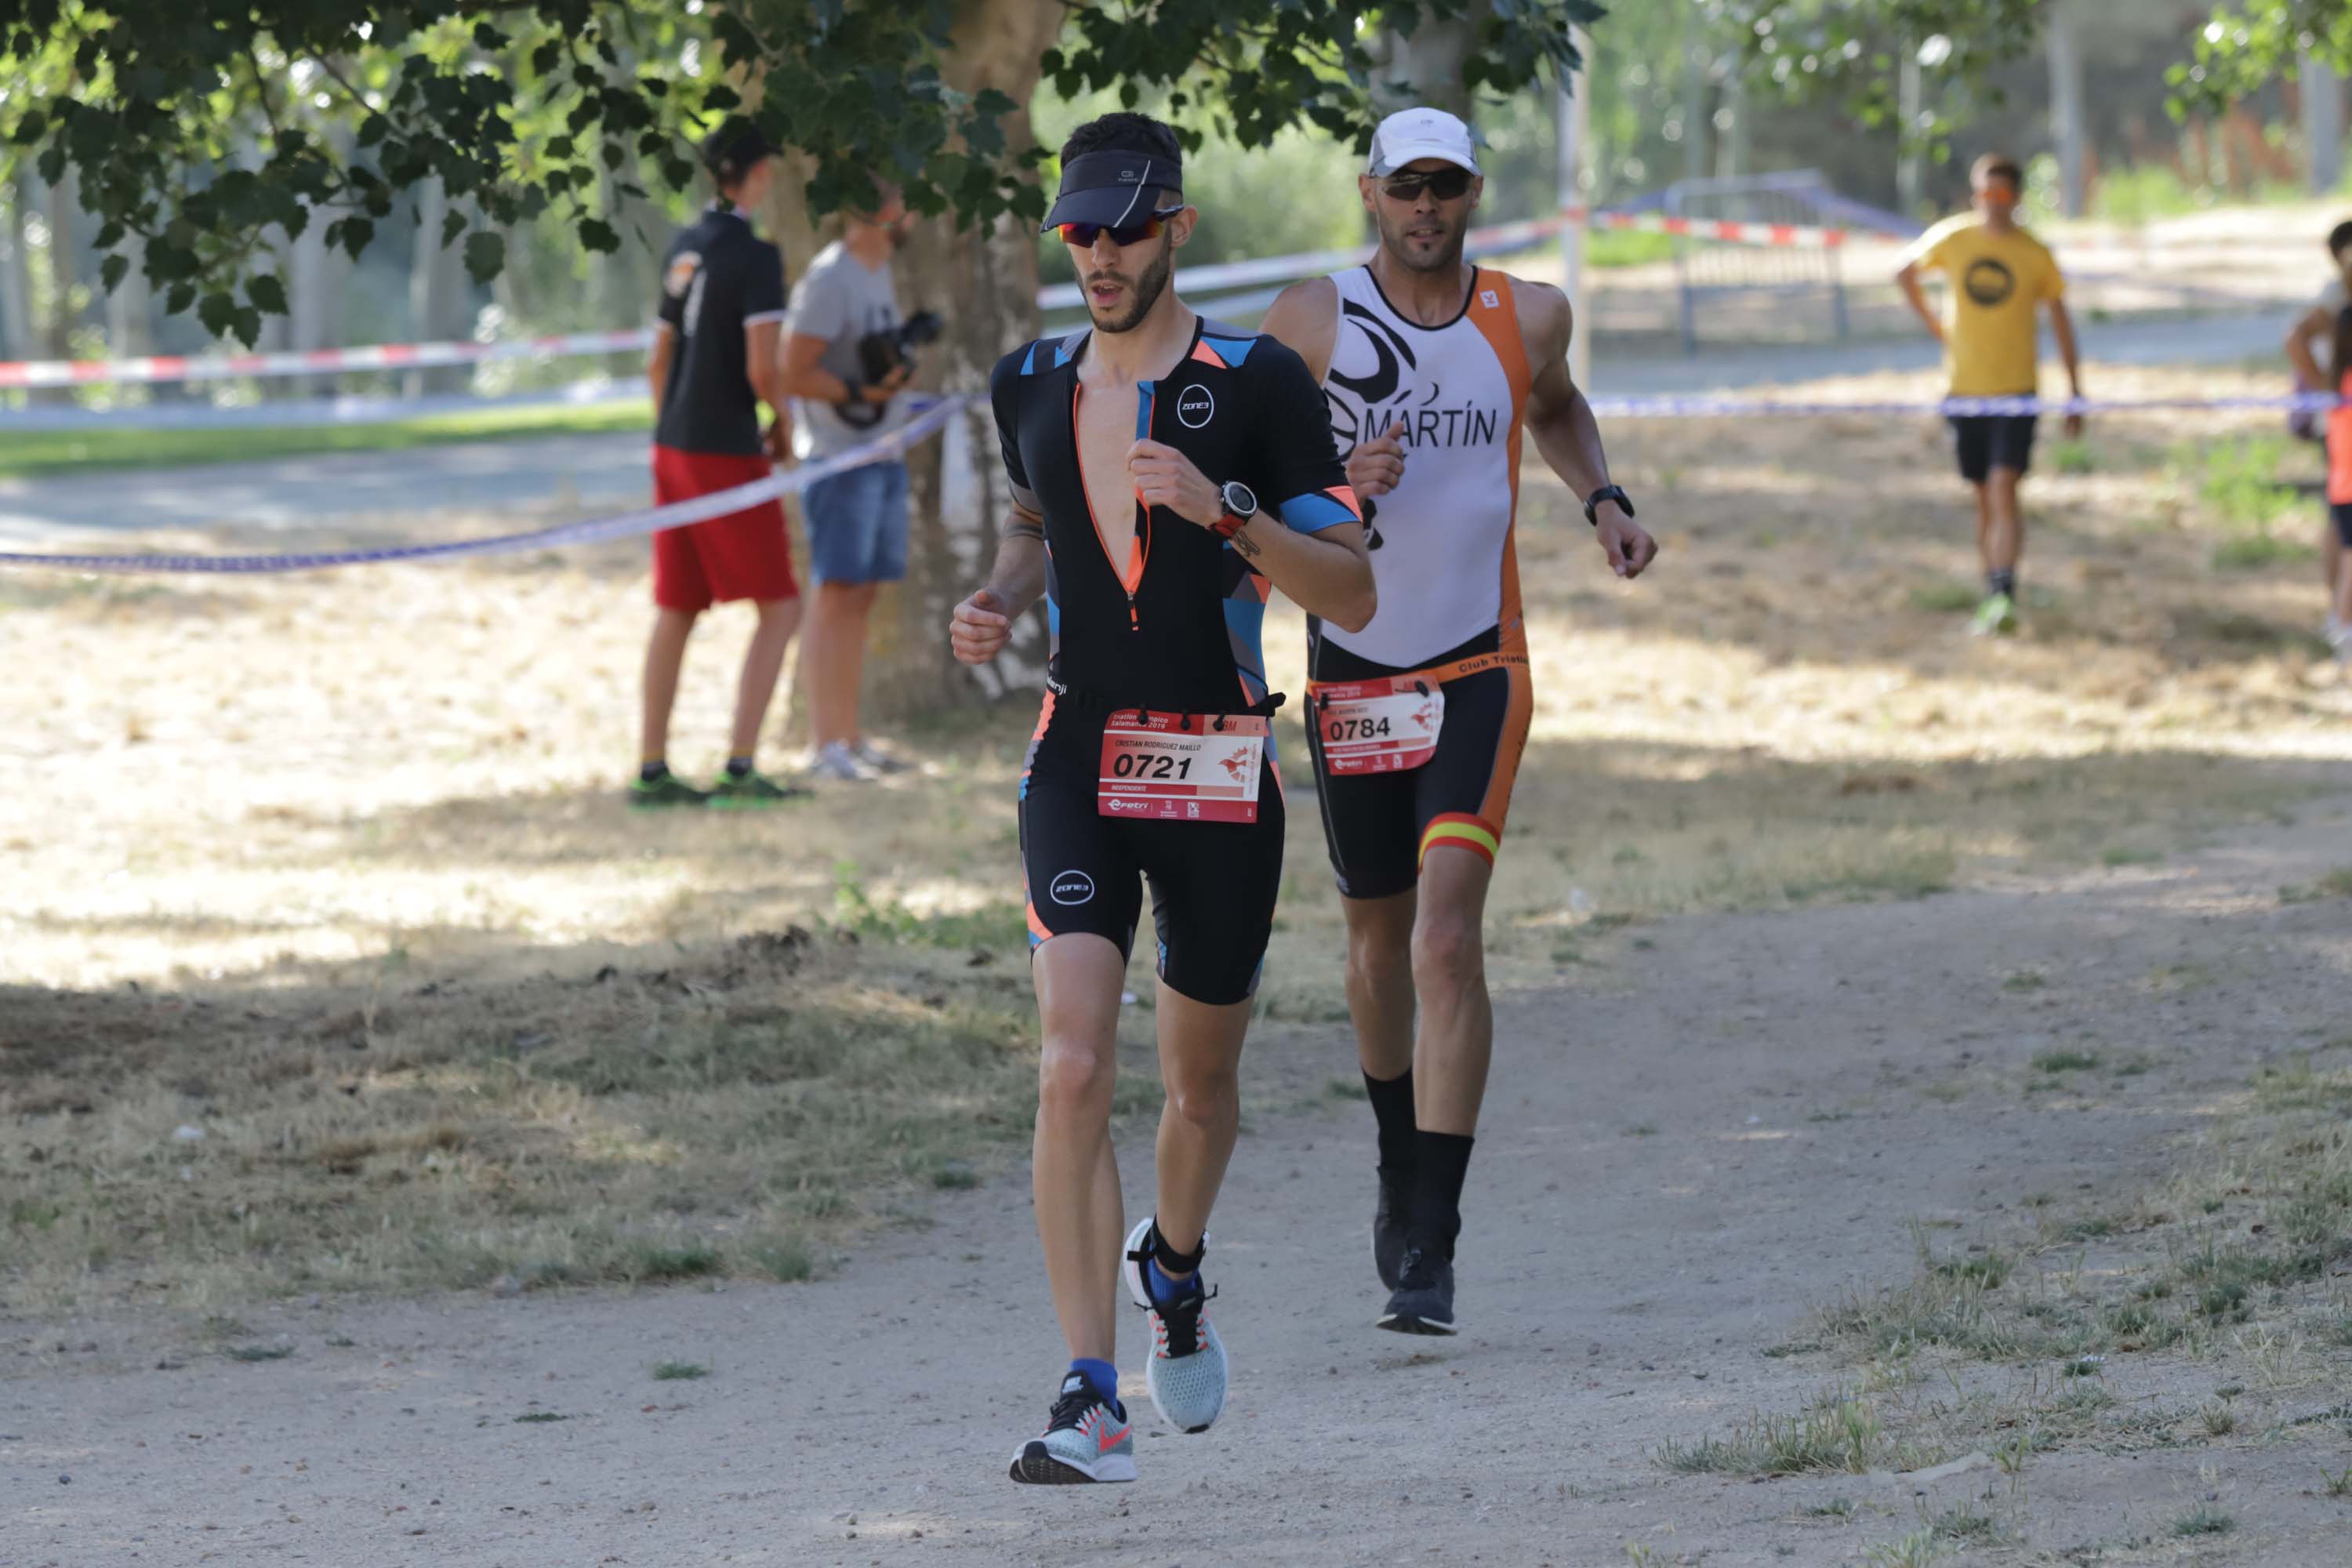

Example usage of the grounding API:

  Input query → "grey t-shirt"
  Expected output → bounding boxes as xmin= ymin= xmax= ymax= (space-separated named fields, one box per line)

xmin=785 ymin=239 xmax=909 ymax=457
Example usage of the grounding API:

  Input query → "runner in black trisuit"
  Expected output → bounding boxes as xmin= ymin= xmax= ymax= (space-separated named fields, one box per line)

xmin=949 ymin=111 xmax=1375 ymax=1485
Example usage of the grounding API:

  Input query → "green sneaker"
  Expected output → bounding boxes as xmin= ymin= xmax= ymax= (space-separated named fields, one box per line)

xmin=706 ymin=768 xmax=809 ymax=809
xmin=630 ymin=771 xmax=710 ymax=810
xmin=1969 ymin=591 xmax=2018 ymax=637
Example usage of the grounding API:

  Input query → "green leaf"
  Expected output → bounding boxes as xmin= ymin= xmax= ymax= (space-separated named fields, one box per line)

xmin=247 ymin=274 xmax=289 ymax=316
xmin=197 ymin=291 xmax=238 ymax=341
xmin=9 ymin=110 xmax=44 ymax=146
xmin=463 ymin=229 xmax=506 ymax=283
xmin=100 ymin=253 xmax=129 ymax=295
xmin=579 ymin=217 xmax=619 ymax=254
xmin=165 ymin=282 xmax=195 ymax=315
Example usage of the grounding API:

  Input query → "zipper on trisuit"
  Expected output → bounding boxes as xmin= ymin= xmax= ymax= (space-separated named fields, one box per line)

xmin=1072 ymin=374 xmax=1152 ymax=633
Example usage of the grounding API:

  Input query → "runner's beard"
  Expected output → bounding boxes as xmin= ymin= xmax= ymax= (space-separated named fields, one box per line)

xmin=1377 ymin=207 xmax=1468 ymax=275
xmin=1088 ymin=232 xmax=1174 ymax=334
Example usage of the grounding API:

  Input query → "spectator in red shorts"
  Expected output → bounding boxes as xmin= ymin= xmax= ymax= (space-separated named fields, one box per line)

xmin=635 ymin=118 xmax=808 ymax=808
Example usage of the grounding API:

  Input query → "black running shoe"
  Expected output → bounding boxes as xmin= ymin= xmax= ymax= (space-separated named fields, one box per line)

xmin=1371 ymin=1164 xmax=1414 ymax=1292
xmin=1377 ymin=1247 xmax=1458 ymax=1336
xmin=1007 ymin=1373 xmax=1135 ymax=1485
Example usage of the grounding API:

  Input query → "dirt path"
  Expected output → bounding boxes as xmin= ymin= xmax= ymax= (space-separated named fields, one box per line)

xmin=9 ymin=804 xmax=2352 ymax=1567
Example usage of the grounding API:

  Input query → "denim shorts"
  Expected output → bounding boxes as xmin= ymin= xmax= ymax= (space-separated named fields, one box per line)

xmin=801 ymin=459 xmax=910 ymax=585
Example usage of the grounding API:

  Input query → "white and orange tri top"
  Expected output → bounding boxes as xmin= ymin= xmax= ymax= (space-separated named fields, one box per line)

xmin=1316 ymin=264 xmax=1532 ymax=670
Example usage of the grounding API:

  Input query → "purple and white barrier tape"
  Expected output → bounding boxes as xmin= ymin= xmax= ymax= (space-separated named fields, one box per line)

xmin=0 ymin=397 xmax=964 ymax=575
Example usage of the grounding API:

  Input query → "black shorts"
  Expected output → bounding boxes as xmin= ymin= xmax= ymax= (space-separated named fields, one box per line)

xmin=2332 ymin=501 xmax=2352 ymax=550
xmin=1949 ymin=413 xmax=2038 ymax=484
xmin=1304 ymin=625 xmax=1533 ymax=903
xmin=1018 ymin=688 xmax=1286 ymax=1007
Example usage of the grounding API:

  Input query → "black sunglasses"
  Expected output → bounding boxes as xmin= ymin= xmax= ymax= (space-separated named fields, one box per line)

xmin=1056 ymin=204 xmax=1186 ymax=249
xmin=1380 ymin=167 xmax=1474 ymax=203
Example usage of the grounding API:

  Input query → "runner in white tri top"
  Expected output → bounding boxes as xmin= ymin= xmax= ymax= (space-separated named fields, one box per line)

xmin=1262 ymin=105 xmax=1658 ymax=1335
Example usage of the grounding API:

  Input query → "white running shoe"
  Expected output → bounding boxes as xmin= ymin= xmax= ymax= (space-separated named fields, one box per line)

xmin=850 ymin=739 xmax=914 ymax=775
xmin=804 ymin=740 xmax=877 ymax=783
xmin=1122 ymin=1217 xmax=1228 ymax=1434
xmin=1007 ymin=1372 xmax=1135 ymax=1485
xmin=2330 ymin=619 xmax=2352 ymax=665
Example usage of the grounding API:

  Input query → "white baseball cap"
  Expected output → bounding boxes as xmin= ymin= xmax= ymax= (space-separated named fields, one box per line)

xmin=1367 ymin=107 xmax=1481 ymax=177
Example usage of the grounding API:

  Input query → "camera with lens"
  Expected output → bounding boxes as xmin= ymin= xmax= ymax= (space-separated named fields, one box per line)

xmin=840 ymin=310 xmax=943 ymax=427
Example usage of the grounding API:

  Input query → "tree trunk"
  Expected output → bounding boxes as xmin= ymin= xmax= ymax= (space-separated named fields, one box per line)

xmin=868 ymin=0 xmax=1065 ymax=717
xmin=405 ymin=179 xmax=470 ymax=394
xmin=42 ymin=167 xmax=79 ymax=360
xmin=0 ymin=169 xmax=34 ymax=362
xmin=103 ymin=228 xmax=152 ymax=362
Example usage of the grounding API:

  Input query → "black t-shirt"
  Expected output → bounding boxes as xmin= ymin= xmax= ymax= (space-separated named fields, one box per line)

xmin=654 ymin=205 xmax=786 ymax=455
xmin=989 ymin=315 xmax=1360 ymax=724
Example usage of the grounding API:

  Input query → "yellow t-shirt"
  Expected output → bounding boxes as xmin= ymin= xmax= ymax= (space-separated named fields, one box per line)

xmin=1903 ymin=214 xmax=2063 ymax=397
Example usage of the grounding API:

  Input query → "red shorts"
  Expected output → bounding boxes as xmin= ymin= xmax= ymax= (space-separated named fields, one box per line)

xmin=650 ymin=445 xmax=798 ymax=612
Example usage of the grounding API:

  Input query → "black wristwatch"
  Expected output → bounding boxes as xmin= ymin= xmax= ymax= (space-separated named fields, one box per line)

xmin=1583 ymin=484 xmax=1635 ymax=528
xmin=1213 ymin=479 xmax=1258 ymax=539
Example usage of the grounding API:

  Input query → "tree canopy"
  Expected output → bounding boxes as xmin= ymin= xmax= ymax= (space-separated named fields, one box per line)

xmin=2 ymin=0 xmax=1599 ymax=344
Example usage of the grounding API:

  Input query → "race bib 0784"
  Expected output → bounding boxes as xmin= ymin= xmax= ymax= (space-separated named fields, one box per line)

xmin=1311 ymin=678 xmax=1443 ymax=775
xmin=1098 ymin=710 xmax=1266 ymax=823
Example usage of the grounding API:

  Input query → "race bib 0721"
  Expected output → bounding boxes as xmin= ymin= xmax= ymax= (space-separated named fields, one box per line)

xmin=1098 ymin=710 xmax=1267 ymax=823
xmin=1311 ymin=678 xmax=1443 ymax=775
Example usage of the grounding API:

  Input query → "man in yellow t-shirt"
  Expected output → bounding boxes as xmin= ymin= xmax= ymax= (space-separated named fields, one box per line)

xmin=1896 ymin=154 xmax=2083 ymax=636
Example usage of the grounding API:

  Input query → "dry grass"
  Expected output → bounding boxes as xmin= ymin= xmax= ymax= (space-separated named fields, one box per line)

xmin=6 ymin=360 xmax=2352 ymax=1312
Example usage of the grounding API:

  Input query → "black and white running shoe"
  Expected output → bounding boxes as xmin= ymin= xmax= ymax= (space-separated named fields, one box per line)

xmin=1377 ymin=1247 xmax=1458 ymax=1336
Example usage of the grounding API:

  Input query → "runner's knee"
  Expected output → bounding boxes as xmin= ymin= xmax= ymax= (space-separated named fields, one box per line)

xmin=1346 ymin=916 xmax=1410 ymax=982
xmin=1409 ymin=911 xmax=1483 ymax=993
xmin=1036 ymin=1036 xmax=1116 ymax=1121
xmin=1162 ymin=1062 xmax=1239 ymax=1135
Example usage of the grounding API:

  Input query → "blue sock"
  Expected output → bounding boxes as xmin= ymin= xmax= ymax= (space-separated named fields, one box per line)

xmin=1146 ymin=1256 xmax=1200 ymax=1308
xmin=1070 ymin=1357 xmax=1120 ymax=1413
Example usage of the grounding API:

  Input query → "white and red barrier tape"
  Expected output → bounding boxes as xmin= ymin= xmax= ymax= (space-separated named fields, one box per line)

xmin=0 ymin=328 xmax=651 ymax=391
xmin=5 ymin=208 xmax=1857 ymax=389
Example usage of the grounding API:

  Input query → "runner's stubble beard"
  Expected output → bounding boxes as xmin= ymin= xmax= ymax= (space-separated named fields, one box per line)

xmin=1087 ymin=228 xmax=1175 ymax=335
xmin=1376 ymin=201 xmax=1468 ymax=276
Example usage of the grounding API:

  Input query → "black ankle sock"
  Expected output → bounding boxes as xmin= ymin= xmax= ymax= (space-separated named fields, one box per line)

xmin=724 ymin=756 xmax=754 ymax=779
xmin=1409 ymin=1131 xmax=1475 ymax=1254
xmin=639 ymin=760 xmax=670 ymax=783
xmin=1363 ymin=1068 xmax=1418 ymax=1174
xmin=1988 ymin=568 xmax=2016 ymax=599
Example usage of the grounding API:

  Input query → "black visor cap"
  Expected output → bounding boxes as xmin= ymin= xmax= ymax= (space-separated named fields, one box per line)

xmin=1040 ymin=150 xmax=1183 ymax=234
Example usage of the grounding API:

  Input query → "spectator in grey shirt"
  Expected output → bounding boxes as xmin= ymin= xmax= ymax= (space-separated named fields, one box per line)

xmin=781 ymin=183 xmax=915 ymax=782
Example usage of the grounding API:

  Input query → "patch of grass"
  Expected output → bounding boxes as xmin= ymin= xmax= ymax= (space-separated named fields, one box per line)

xmin=751 ymin=1238 xmax=817 ymax=1283
xmin=1326 ymin=1076 xmax=1368 ymax=1101
xmin=2201 ymin=1401 xmax=2238 ymax=1436
xmin=1929 ymin=1501 xmax=1996 ymax=1544
xmin=2101 ymin=845 xmax=2163 ymax=867
xmin=2033 ymin=1049 xmax=2103 ymax=1074
xmin=652 ymin=1360 xmax=709 ymax=1381
xmin=2049 ymin=439 xmax=2095 ymax=475
xmin=1621 ymin=1122 xmax=1661 ymax=1138
xmin=1860 ymin=1528 xmax=1947 ymax=1568
xmin=2002 ymin=968 xmax=2047 ymax=993
xmin=0 ymin=398 xmax=654 ymax=481
xmin=325 ymin=1334 xmax=355 ymax=1348
xmin=2322 ymin=1465 xmax=2352 ymax=1497
xmin=830 ymin=865 xmax=1027 ymax=950
xmin=513 ymin=1411 xmax=568 ymax=1424
xmin=2212 ymin=530 xmax=2317 ymax=571
xmin=223 ymin=1342 xmax=292 ymax=1362
xmin=2170 ymin=1504 xmax=2234 ymax=1537
xmin=1803 ymin=1497 xmax=1856 ymax=1519
xmin=1656 ymin=1395 xmax=1894 ymax=1477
